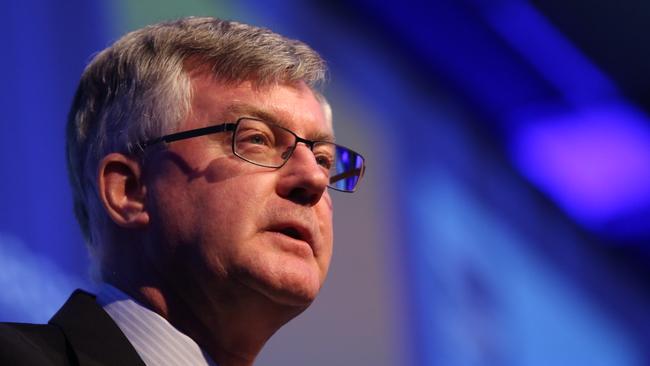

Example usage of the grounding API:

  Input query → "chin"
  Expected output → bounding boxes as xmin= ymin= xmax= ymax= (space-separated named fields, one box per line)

xmin=266 ymin=284 xmax=320 ymax=308
xmin=246 ymin=267 xmax=324 ymax=308
xmin=235 ymin=244 xmax=329 ymax=309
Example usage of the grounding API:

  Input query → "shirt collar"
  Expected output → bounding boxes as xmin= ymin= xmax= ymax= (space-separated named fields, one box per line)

xmin=97 ymin=283 xmax=218 ymax=366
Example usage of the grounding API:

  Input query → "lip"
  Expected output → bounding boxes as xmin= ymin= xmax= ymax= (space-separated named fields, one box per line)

xmin=266 ymin=221 xmax=315 ymax=252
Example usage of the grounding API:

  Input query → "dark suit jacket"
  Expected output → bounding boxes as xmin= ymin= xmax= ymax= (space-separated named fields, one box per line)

xmin=0 ymin=289 xmax=145 ymax=366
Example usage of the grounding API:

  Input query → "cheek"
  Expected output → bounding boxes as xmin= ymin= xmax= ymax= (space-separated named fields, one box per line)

xmin=192 ymin=184 xmax=258 ymax=253
xmin=191 ymin=172 xmax=276 ymax=253
xmin=147 ymin=159 xmax=256 ymax=253
xmin=315 ymin=195 xmax=334 ymax=274
xmin=321 ymin=190 xmax=333 ymax=211
xmin=317 ymin=193 xmax=334 ymax=238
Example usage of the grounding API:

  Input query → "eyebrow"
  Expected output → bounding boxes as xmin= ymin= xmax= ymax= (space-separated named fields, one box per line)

xmin=223 ymin=103 xmax=335 ymax=143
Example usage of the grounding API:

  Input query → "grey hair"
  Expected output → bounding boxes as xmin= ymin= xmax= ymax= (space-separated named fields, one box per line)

xmin=66 ymin=16 xmax=328 ymax=248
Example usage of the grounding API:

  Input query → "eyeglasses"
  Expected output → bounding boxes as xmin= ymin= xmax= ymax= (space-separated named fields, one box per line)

xmin=140 ymin=117 xmax=366 ymax=192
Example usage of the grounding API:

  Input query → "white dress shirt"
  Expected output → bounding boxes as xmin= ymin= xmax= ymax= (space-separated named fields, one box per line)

xmin=96 ymin=284 xmax=218 ymax=366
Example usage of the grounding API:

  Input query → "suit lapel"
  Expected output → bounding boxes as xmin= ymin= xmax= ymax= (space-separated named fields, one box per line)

xmin=49 ymin=289 xmax=146 ymax=366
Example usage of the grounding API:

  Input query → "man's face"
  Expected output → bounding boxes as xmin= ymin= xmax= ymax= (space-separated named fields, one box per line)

xmin=145 ymin=73 xmax=334 ymax=310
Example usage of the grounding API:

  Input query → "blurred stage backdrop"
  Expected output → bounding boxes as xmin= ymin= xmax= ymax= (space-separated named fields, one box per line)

xmin=2 ymin=0 xmax=650 ymax=365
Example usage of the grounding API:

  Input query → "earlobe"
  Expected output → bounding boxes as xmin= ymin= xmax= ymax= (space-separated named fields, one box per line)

xmin=98 ymin=153 xmax=150 ymax=228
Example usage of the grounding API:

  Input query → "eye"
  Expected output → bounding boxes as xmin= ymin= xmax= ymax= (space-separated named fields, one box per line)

xmin=313 ymin=143 xmax=336 ymax=170
xmin=315 ymin=154 xmax=334 ymax=170
xmin=237 ymin=129 xmax=275 ymax=148
xmin=247 ymin=133 xmax=269 ymax=145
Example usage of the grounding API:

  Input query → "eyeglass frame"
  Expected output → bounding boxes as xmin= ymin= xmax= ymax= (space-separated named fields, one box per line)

xmin=138 ymin=117 xmax=365 ymax=192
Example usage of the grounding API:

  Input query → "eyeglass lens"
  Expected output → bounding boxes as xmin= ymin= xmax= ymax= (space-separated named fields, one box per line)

xmin=234 ymin=118 xmax=364 ymax=192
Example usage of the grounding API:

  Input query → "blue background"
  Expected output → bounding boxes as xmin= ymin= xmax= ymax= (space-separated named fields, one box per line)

xmin=1 ymin=0 xmax=649 ymax=365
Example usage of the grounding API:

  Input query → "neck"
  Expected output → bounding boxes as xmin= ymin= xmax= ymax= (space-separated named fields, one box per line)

xmin=99 ymin=229 xmax=309 ymax=366
xmin=104 ymin=272 xmax=305 ymax=366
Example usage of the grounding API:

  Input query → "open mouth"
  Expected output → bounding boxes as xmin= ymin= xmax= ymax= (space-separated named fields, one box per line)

xmin=267 ymin=222 xmax=316 ymax=255
xmin=268 ymin=222 xmax=312 ymax=245
xmin=278 ymin=226 xmax=304 ymax=241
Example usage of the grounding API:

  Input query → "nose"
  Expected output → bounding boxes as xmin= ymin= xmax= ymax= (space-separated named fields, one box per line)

xmin=276 ymin=144 xmax=329 ymax=206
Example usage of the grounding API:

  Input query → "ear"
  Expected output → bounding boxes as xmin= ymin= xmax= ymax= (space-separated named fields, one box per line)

xmin=98 ymin=153 xmax=149 ymax=228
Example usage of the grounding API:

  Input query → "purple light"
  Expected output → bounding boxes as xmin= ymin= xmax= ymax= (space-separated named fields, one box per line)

xmin=510 ymin=103 xmax=650 ymax=230
xmin=481 ymin=0 xmax=617 ymax=104
xmin=340 ymin=149 xmax=350 ymax=164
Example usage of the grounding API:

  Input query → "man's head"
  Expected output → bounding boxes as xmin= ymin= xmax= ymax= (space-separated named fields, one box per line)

xmin=66 ymin=15 xmax=367 ymax=317
xmin=66 ymin=16 xmax=365 ymax=362
xmin=67 ymin=16 xmax=327 ymax=250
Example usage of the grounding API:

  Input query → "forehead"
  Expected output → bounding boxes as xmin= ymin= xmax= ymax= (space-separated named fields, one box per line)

xmin=186 ymin=74 xmax=333 ymax=141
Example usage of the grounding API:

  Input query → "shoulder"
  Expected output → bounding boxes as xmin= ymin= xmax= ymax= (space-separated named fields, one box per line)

xmin=0 ymin=322 xmax=72 ymax=365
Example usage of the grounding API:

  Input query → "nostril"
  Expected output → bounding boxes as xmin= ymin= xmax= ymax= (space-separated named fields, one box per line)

xmin=287 ymin=187 xmax=321 ymax=206
xmin=276 ymin=146 xmax=328 ymax=206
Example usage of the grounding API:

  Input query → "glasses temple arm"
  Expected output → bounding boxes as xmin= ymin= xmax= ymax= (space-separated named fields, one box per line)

xmin=329 ymin=167 xmax=364 ymax=184
xmin=140 ymin=123 xmax=237 ymax=149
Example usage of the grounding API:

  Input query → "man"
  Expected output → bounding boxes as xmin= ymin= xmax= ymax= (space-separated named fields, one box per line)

xmin=0 ymin=16 xmax=364 ymax=365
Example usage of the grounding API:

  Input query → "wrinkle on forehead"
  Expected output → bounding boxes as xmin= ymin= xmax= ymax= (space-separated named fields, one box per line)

xmin=224 ymin=102 xmax=335 ymax=143
xmin=186 ymin=74 xmax=333 ymax=140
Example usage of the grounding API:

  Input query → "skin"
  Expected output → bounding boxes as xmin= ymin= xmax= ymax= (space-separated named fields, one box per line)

xmin=97 ymin=73 xmax=334 ymax=366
